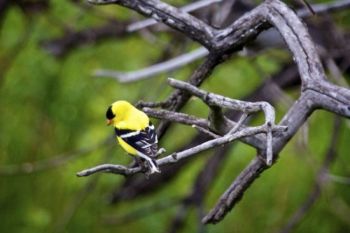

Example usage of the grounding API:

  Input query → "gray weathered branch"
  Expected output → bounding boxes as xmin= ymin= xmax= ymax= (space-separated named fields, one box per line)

xmin=79 ymin=0 xmax=350 ymax=226
xmin=88 ymin=0 xmax=217 ymax=49
xmin=77 ymin=80 xmax=286 ymax=176
xmin=127 ymin=0 xmax=222 ymax=32
xmin=202 ymin=0 xmax=350 ymax=224
xmin=94 ymin=47 xmax=208 ymax=82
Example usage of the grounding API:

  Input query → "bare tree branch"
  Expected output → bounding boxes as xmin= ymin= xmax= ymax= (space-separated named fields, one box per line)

xmin=91 ymin=0 xmax=350 ymax=83
xmin=298 ymin=0 xmax=315 ymax=15
xmin=108 ymin=134 xmax=211 ymax=204
xmin=108 ymin=61 xmax=303 ymax=206
xmin=326 ymin=174 xmax=350 ymax=185
xmin=41 ymin=20 xmax=130 ymax=57
xmin=77 ymin=0 xmax=350 ymax=226
xmin=77 ymin=109 xmax=283 ymax=177
xmin=202 ymin=0 xmax=350 ymax=223
xmin=127 ymin=0 xmax=222 ymax=32
xmin=77 ymin=77 xmax=286 ymax=177
xmin=94 ymin=47 xmax=208 ymax=82
xmin=297 ymin=0 xmax=350 ymax=17
xmin=88 ymin=0 xmax=217 ymax=49
xmin=153 ymin=53 xmax=223 ymax=138
xmin=41 ymin=0 xmax=350 ymax=58
xmin=168 ymin=78 xmax=285 ymax=165
xmin=142 ymin=107 xmax=209 ymax=129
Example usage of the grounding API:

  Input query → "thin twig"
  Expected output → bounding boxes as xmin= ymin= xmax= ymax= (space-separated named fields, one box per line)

xmin=144 ymin=104 xmax=279 ymax=150
xmin=298 ymin=0 xmax=315 ymax=15
xmin=192 ymin=125 xmax=220 ymax=138
xmin=94 ymin=47 xmax=208 ymax=83
xmin=88 ymin=0 xmax=217 ymax=49
xmin=156 ymin=54 xmax=222 ymax=138
xmin=79 ymin=0 xmax=350 ymax=226
xmin=168 ymin=78 xmax=284 ymax=165
xmin=127 ymin=0 xmax=222 ymax=32
xmin=326 ymin=174 xmax=350 ymax=185
xmin=143 ymin=107 xmax=209 ymax=128
xmin=77 ymin=122 xmax=284 ymax=177
xmin=297 ymin=0 xmax=350 ymax=17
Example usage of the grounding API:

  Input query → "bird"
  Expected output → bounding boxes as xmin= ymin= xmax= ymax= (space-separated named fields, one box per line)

xmin=105 ymin=100 xmax=160 ymax=174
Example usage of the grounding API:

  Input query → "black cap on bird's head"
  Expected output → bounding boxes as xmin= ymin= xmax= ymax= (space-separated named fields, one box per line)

xmin=105 ymin=101 xmax=135 ymax=126
xmin=106 ymin=105 xmax=115 ymax=125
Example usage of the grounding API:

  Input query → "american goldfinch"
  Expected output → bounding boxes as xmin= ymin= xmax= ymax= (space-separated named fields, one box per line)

xmin=106 ymin=100 xmax=160 ymax=174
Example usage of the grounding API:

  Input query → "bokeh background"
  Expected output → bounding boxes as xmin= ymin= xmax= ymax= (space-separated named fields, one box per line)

xmin=0 ymin=0 xmax=349 ymax=233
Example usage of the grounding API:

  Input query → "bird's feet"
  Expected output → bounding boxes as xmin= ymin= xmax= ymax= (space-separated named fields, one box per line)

xmin=132 ymin=157 xmax=158 ymax=178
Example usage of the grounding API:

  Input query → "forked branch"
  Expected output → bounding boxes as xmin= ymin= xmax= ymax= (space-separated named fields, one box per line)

xmin=77 ymin=79 xmax=286 ymax=176
xmin=78 ymin=0 xmax=350 ymax=226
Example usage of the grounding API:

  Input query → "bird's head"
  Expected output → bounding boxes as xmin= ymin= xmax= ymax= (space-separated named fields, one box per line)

xmin=105 ymin=100 xmax=134 ymax=126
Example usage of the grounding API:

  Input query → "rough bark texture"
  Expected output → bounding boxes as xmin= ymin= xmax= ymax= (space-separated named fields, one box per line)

xmin=78 ymin=0 xmax=350 ymax=225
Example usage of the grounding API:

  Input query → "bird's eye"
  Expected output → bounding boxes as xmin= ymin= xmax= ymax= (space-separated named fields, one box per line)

xmin=106 ymin=106 xmax=116 ymax=120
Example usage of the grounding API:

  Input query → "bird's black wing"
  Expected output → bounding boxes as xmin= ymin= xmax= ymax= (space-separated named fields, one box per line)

xmin=115 ymin=123 xmax=158 ymax=158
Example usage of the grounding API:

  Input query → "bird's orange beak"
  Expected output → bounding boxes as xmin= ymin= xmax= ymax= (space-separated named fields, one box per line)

xmin=106 ymin=119 xmax=112 ymax=126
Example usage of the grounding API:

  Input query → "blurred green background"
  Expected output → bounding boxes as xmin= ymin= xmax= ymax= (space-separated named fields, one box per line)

xmin=0 ymin=0 xmax=349 ymax=233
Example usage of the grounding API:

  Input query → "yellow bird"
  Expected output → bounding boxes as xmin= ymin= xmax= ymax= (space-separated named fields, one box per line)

xmin=106 ymin=100 xmax=160 ymax=174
